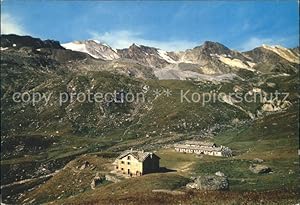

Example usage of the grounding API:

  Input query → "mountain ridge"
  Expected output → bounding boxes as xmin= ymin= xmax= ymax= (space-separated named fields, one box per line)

xmin=1 ymin=34 xmax=299 ymax=79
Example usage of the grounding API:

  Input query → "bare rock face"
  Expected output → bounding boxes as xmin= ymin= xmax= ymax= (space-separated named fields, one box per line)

xmin=79 ymin=161 xmax=90 ymax=170
xmin=262 ymin=100 xmax=291 ymax=112
xmin=186 ymin=175 xmax=229 ymax=191
xmin=117 ymin=44 xmax=170 ymax=68
xmin=262 ymin=103 xmax=274 ymax=112
xmin=91 ymin=172 xmax=104 ymax=189
xmin=249 ymin=164 xmax=272 ymax=174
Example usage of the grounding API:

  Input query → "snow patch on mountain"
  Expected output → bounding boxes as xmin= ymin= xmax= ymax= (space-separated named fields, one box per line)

xmin=62 ymin=41 xmax=93 ymax=56
xmin=216 ymin=54 xmax=255 ymax=71
xmin=157 ymin=49 xmax=177 ymax=63
xmin=246 ymin=61 xmax=256 ymax=68
xmin=262 ymin=44 xmax=299 ymax=64
xmin=62 ymin=40 xmax=119 ymax=60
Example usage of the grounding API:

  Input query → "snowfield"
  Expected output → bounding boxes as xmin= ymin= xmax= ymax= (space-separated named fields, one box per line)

xmin=157 ymin=49 xmax=177 ymax=64
xmin=62 ymin=40 xmax=120 ymax=60
xmin=62 ymin=41 xmax=99 ymax=59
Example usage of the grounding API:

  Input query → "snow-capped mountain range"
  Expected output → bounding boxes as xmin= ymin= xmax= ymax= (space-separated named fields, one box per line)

xmin=61 ymin=39 xmax=299 ymax=69
xmin=1 ymin=34 xmax=299 ymax=80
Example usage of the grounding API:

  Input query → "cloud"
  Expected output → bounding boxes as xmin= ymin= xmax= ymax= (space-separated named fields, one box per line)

xmin=1 ymin=13 xmax=28 ymax=35
xmin=89 ymin=30 xmax=198 ymax=51
xmin=240 ymin=37 xmax=287 ymax=51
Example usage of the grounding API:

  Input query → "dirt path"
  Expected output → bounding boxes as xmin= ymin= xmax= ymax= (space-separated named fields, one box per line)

xmin=1 ymin=169 xmax=60 ymax=189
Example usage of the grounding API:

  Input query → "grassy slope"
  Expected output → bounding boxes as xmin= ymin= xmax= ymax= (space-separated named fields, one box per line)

xmin=160 ymin=104 xmax=299 ymax=191
xmin=19 ymin=155 xmax=113 ymax=204
xmin=22 ymin=105 xmax=297 ymax=205
xmin=1 ymin=49 xmax=299 ymax=204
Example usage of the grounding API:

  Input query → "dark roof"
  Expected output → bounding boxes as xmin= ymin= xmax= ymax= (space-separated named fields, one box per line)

xmin=116 ymin=150 xmax=160 ymax=162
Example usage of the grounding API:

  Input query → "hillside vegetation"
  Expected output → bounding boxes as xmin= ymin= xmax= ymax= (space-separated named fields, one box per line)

xmin=1 ymin=35 xmax=299 ymax=204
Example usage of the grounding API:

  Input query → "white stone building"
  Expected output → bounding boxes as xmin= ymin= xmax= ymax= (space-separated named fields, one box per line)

xmin=174 ymin=141 xmax=232 ymax=157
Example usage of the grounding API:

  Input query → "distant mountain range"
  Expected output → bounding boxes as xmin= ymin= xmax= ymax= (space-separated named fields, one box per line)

xmin=1 ymin=33 xmax=298 ymax=138
xmin=1 ymin=34 xmax=299 ymax=80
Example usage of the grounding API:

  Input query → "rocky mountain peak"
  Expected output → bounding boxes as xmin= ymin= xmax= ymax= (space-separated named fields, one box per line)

xmin=200 ymin=41 xmax=231 ymax=55
xmin=0 ymin=34 xmax=64 ymax=49
xmin=117 ymin=44 xmax=171 ymax=68
xmin=127 ymin=43 xmax=159 ymax=54
xmin=202 ymin=40 xmax=225 ymax=48
xmin=129 ymin=43 xmax=140 ymax=49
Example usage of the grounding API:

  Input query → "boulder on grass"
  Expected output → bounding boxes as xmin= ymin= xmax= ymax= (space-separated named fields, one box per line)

xmin=249 ymin=164 xmax=271 ymax=174
xmin=186 ymin=175 xmax=229 ymax=191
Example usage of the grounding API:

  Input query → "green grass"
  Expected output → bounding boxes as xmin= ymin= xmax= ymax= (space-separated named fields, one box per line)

xmin=18 ymin=155 xmax=113 ymax=204
xmin=193 ymin=104 xmax=299 ymax=191
xmin=157 ymin=148 xmax=199 ymax=175
xmin=1 ymin=62 xmax=299 ymax=205
xmin=53 ymin=172 xmax=190 ymax=205
xmin=193 ymin=158 xmax=298 ymax=191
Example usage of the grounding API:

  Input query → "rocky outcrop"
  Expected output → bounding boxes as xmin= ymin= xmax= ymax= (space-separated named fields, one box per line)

xmin=79 ymin=161 xmax=90 ymax=170
xmin=262 ymin=100 xmax=291 ymax=112
xmin=90 ymin=172 xmax=105 ymax=189
xmin=186 ymin=175 xmax=229 ymax=191
xmin=262 ymin=103 xmax=275 ymax=112
xmin=249 ymin=164 xmax=272 ymax=174
xmin=105 ymin=174 xmax=121 ymax=183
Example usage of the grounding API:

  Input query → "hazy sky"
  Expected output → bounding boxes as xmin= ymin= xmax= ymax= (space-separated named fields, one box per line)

xmin=1 ymin=1 xmax=299 ymax=51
